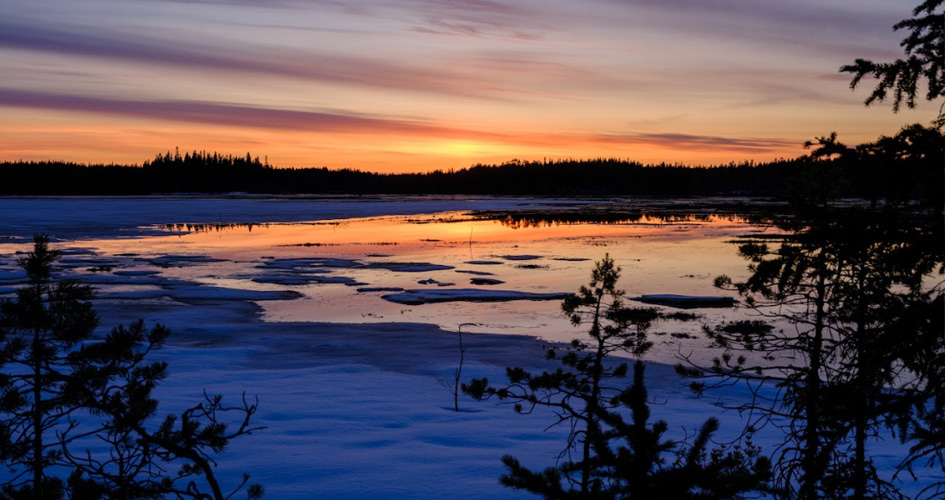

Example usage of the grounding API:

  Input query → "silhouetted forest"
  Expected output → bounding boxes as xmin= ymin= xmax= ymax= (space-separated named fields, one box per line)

xmin=1 ymin=125 xmax=941 ymax=200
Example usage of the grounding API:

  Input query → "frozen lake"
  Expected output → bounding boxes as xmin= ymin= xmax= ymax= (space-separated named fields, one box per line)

xmin=0 ymin=196 xmax=772 ymax=360
xmin=0 ymin=197 xmax=929 ymax=499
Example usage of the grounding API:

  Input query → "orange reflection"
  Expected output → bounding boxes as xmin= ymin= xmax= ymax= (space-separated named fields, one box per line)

xmin=111 ymin=211 xmax=754 ymax=261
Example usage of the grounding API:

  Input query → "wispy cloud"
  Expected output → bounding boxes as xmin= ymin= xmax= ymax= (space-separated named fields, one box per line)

xmin=0 ymin=89 xmax=453 ymax=135
xmin=594 ymin=132 xmax=799 ymax=155
xmin=0 ymin=89 xmax=800 ymax=158
xmin=0 ymin=19 xmax=516 ymax=99
xmin=596 ymin=0 xmax=906 ymax=59
xmin=399 ymin=0 xmax=550 ymax=39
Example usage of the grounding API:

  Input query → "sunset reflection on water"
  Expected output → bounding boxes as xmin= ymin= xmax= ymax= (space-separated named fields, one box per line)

xmin=97 ymin=211 xmax=763 ymax=348
xmin=1 ymin=206 xmax=773 ymax=356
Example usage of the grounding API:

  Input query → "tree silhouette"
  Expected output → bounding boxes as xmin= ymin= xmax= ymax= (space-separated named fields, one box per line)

xmin=0 ymin=234 xmax=112 ymax=498
xmin=684 ymin=204 xmax=943 ymax=499
xmin=841 ymin=0 xmax=944 ymax=119
xmin=0 ymin=235 xmax=262 ymax=499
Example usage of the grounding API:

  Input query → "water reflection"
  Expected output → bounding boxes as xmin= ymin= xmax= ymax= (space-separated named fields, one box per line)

xmin=478 ymin=210 xmax=750 ymax=229
xmin=0 ymin=202 xmax=777 ymax=361
xmin=163 ymin=222 xmax=271 ymax=233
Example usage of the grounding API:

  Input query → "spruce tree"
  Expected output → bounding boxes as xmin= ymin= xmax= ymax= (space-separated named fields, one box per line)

xmin=0 ymin=235 xmax=263 ymax=499
xmin=0 ymin=234 xmax=105 ymax=498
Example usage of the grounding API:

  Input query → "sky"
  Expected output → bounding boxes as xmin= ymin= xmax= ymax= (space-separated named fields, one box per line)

xmin=0 ymin=0 xmax=938 ymax=173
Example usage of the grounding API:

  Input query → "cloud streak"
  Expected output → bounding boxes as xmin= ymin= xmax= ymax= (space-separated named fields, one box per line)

xmin=594 ymin=132 xmax=798 ymax=155
xmin=0 ymin=89 xmax=451 ymax=135
xmin=0 ymin=19 xmax=515 ymax=100
xmin=597 ymin=0 xmax=906 ymax=59
xmin=0 ymin=89 xmax=799 ymax=157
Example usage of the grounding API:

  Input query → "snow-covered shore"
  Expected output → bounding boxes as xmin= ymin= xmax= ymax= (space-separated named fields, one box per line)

xmin=90 ymin=294 xmax=743 ymax=500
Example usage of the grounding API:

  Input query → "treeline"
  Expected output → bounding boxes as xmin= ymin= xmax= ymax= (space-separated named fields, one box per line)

xmin=0 ymin=154 xmax=804 ymax=196
xmin=1 ymin=125 xmax=941 ymax=199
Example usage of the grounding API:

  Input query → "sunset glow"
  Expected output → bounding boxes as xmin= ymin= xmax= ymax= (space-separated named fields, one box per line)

xmin=1 ymin=0 xmax=938 ymax=172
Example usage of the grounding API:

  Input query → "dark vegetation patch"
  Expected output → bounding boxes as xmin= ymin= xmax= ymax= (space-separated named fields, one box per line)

xmin=279 ymin=242 xmax=339 ymax=247
xmin=470 ymin=278 xmax=505 ymax=285
xmin=163 ymin=222 xmax=269 ymax=233
xmin=718 ymin=320 xmax=774 ymax=335
xmin=659 ymin=311 xmax=701 ymax=321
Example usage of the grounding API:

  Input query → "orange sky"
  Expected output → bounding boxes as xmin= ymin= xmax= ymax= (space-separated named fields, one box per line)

xmin=0 ymin=0 xmax=938 ymax=173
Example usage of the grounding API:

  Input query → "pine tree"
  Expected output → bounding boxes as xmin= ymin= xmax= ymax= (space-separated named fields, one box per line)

xmin=0 ymin=235 xmax=263 ymax=499
xmin=0 ymin=234 xmax=104 ymax=498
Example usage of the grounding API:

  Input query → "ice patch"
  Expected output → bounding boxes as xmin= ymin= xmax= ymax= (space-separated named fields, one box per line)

xmin=253 ymin=275 xmax=365 ymax=286
xmin=113 ymin=270 xmax=162 ymax=277
xmin=361 ymin=262 xmax=454 ymax=273
xmin=498 ymin=254 xmax=541 ymax=261
xmin=381 ymin=288 xmax=570 ymax=305
xmin=105 ymin=284 xmax=303 ymax=302
xmin=258 ymin=258 xmax=360 ymax=270
xmin=454 ymin=269 xmax=494 ymax=276
xmin=147 ymin=255 xmax=228 ymax=267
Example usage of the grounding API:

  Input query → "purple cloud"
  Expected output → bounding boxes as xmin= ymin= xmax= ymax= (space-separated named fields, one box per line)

xmin=596 ymin=0 xmax=906 ymax=60
xmin=0 ymin=19 xmax=508 ymax=99
xmin=595 ymin=132 xmax=799 ymax=154
xmin=0 ymin=88 xmax=802 ymax=157
xmin=0 ymin=89 xmax=450 ymax=135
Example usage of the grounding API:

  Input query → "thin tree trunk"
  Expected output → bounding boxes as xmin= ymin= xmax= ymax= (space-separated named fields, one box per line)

xmin=853 ymin=269 xmax=869 ymax=500
xmin=580 ymin=292 xmax=605 ymax=495
xmin=32 ymin=327 xmax=43 ymax=497
xmin=801 ymin=274 xmax=826 ymax=500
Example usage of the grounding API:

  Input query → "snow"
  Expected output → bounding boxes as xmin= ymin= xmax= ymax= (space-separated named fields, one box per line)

xmin=253 ymin=275 xmax=366 ymax=286
xmin=100 ymin=284 xmax=304 ymax=302
xmin=498 ymin=254 xmax=542 ymax=261
xmin=356 ymin=287 xmax=406 ymax=293
xmin=113 ymin=269 xmax=162 ymax=276
xmin=362 ymin=262 xmax=455 ymax=272
xmin=454 ymin=269 xmax=495 ymax=276
xmin=381 ymin=288 xmax=571 ymax=305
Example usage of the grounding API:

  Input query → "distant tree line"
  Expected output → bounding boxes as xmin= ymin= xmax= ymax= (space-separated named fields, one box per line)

xmin=0 ymin=125 xmax=940 ymax=198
